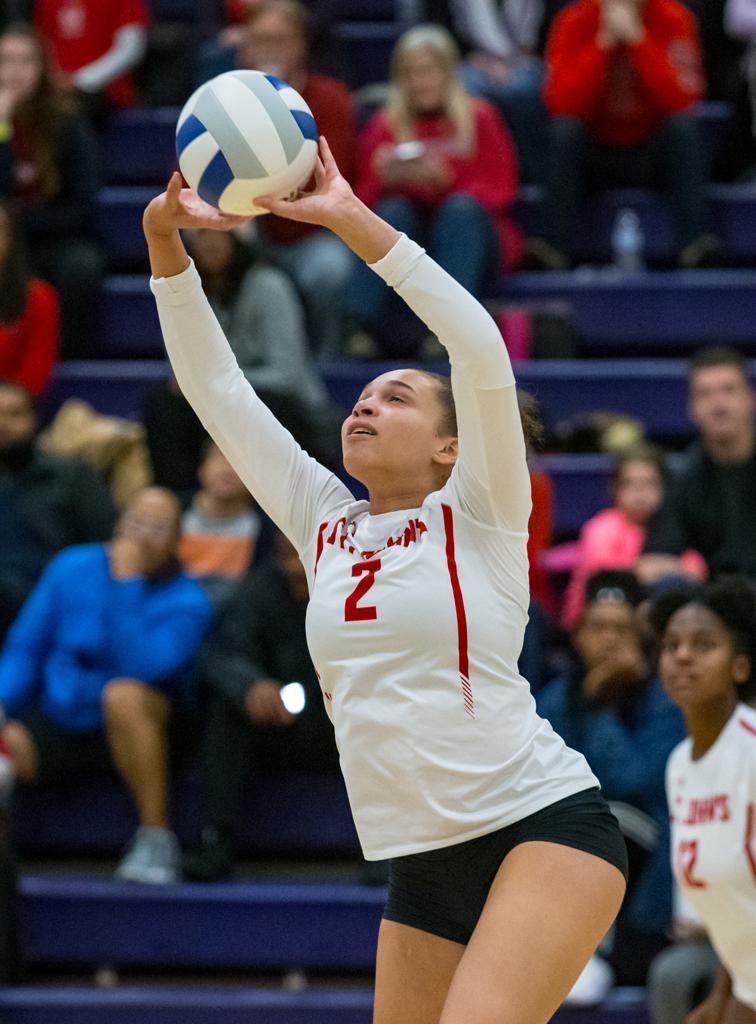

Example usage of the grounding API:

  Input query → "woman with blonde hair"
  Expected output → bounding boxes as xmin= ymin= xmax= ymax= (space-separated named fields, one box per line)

xmin=347 ymin=24 xmax=521 ymax=356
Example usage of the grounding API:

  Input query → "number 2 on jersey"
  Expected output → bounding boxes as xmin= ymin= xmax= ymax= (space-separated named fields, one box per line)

xmin=677 ymin=839 xmax=707 ymax=889
xmin=345 ymin=559 xmax=382 ymax=622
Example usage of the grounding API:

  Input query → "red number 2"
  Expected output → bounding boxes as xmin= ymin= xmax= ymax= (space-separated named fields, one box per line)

xmin=345 ymin=559 xmax=382 ymax=622
xmin=678 ymin=839 xmax=707 ymax=889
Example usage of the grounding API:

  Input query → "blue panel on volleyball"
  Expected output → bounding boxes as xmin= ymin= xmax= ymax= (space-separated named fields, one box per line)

xmin=175 ymin=113 xmax=207 ymax=156
xmin=264 ymin=74 xmax=288 ymax=91
xmin=196 ymin=148 xmax=235 ymax=208
xmin=290 ymin=109 xmax=318 ymax=141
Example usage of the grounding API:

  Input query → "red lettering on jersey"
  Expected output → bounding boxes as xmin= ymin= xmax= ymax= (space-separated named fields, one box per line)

xmin=323 ymin=692 xmax=332 ymax=701
xmin=345 ymin=559 xmax=381 ymax=622
xmin=415 ymin=518 xmax=427 ymax=535
xmin=677 ymin=838 xmax=707 ymax=889
xmin=327 ymin=517 xmax=347 ymax=547
xmin=441 ymin=503 xmax=473 ymax=717
xmin=739 ymin=718 xmax=756 ymax=740
xmin=746 ymin=803 xmax=756 ymax=882
xmin=683 ymin=794 xmax=732 ymax=825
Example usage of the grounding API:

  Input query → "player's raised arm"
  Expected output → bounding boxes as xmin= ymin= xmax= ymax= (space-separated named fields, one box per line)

xmin=143 ymin=175 xmax=352 ymax=553
xmin=259 ymin=138 xmax=531 ymax=532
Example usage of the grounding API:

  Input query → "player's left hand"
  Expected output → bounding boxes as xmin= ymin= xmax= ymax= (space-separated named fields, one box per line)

xmin=255 ymin=136 xmax=356 ymax=229
xmin=143 ymin=172 xmax=251 ymax=237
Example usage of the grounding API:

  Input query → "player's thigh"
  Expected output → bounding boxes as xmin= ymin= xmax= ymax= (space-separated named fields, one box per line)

xmin=439 ymin=841 xmax=626 ymax=1024
xmin=373 ymin=918 xmax=465 ymax=1024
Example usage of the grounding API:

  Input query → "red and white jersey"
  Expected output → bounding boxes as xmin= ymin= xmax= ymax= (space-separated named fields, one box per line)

xmin=152 ymin=235 xmax=598 ymax=859
xmin=667 ymin=703 xmax=756 ymax=1010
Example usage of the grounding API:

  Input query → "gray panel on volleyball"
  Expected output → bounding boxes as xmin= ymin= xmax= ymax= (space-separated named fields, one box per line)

xmin=193 ymin=88 xmax=269 ymax=179
xmin=235 ymin=71 xmax=303 ymax=163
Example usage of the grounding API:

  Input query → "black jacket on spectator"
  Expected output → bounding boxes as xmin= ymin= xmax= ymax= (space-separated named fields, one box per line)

xmin=201 ymin=559 xmax=320 ymax=714
xmin=644 ymin=441 xmax=756 ymax=580
xmin=0 ymin=445 xmax=115 ymax=636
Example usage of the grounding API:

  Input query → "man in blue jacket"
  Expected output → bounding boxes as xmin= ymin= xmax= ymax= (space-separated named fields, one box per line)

xmin=0 ymin=486 xmax=214 ymax=883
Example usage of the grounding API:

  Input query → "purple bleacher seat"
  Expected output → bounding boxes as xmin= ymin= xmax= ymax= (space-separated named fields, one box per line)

xmin=103 ymin=108 xmax=180 ymax=185
xmin=21 ymin=876 xmax=382 ymax=968
xmin=334 ymin=21 xmax=402 ymax=88
xmin=12 ymin=771 xmax=358 ymax=856
xmin=498 ymin=270 xmax=756 ymax=353
xmin=0 ymin=986 xmax=650 ymax=1023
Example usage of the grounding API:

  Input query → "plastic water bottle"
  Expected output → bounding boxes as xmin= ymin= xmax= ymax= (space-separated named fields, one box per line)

xmin=611 ymin=208 xmax=645 ymax=273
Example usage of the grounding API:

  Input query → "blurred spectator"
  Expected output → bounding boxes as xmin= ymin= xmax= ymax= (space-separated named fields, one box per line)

xmin=0 ymin=379 xmax=115 ymax=642
xmin=0 ymin=487 xmax=214 ymax=884
xmin=0 ymin=715 xmax=20 ymax=983
xmin=562 ymin=445 xmax=706 ymax=629
xmin=647 ymin=910 xmax=720 ymax=1024
xmin=180 ymin=440 xmax=262 ymax=606
xmin=187 ymin=227 xmax=342 ymax=466
xmin=349 ymin=24 xmax=521 ymax=358
xmin=449 ymin=0 xmax=548 ymax=183
xmin=536 ymin=569 xmax=686 ymax=982
xmin=640 ymin=346 xmax=756 ymax=585
xmin=34 ymin=0 xmax=149 ymax=120
xmin=183 ymin=532 xmax=339 ymax=881
xmin=200 ymin=0 xmax=346 ymax=80
xmin=238 ymin=0 xmax=356 ymax=356
xmin=723 ymin=0 xmax=756 ymax=178
xmin=0 ymin=24 xmax=105 ymax=356
xmin=0 ymin=198 xmax=58 ymax=395
xmin=534 ymin=0 xmax=719 ymax=270
xmin=142 ymin=376 xmax=209 ymax=502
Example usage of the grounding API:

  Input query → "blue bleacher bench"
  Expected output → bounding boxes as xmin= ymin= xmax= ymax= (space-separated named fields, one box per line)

xmin=0 ymin=987 xmax=649 ymax=1024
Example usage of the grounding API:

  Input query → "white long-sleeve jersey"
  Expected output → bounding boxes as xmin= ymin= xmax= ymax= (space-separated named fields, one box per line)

xmin=151 ymin=234 xmax=598 ymax=859
xmin=667 ymin=703 xmax=756 ymax=1010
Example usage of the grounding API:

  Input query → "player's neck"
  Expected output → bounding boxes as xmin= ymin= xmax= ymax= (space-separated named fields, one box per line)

xmin=685 ymin=694 xmax=739 ymax=761
xmin=368 ymin=489 xmax=430 ymax=515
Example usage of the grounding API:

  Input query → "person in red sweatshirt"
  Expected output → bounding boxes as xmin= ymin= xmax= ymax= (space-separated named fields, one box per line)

xmin=237 ymin=0 xmax=356 ymax=357
xmin=537 ymin=0 xmax=719 ymax=269
xmin=0 ymin=199 xmax=58 ymax=396
xmin=348 ymin=23 xmax=521 ymax=357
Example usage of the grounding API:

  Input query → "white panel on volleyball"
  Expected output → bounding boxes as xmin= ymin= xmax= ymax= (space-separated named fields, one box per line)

xmin=277 ymin=85 xmax=315 ymax=118
xmin=214 ymin=73 xmax=288 ymax=175
xmin=179 ymin=131 xmax=220 ymax=193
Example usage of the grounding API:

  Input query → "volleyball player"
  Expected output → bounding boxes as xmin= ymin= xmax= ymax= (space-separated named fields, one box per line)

xmin=143 ymin=137 xmax=627 ymax=1024
xmin=654 ymin=579 xmax=756 ymax=1024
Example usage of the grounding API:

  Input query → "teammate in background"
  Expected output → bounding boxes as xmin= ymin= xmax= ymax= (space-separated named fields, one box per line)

xmin=653 ymin=578 xmax=756 ymax=1024
xmin=143 ymin=137 xmax=627 ymax=1024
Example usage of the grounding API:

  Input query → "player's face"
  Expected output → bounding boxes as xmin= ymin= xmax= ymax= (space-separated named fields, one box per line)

xmin=400 ymin=47 xmax=450 ymax=115
xmin=659 ymin=604 xmax=750 ymax=711
xmin=688 ymin=365 xmax=755 ymax=449
xmin=614 ymin=460 xmax=663 ymax=525
xmin=342 ymin=369 xmax=454 ymax=486
xmin=0 ymin=34 xmax=42 ymax=106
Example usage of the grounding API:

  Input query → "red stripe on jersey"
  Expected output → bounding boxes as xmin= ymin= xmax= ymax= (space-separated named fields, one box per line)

xmin=314 ymin=522 xmax=328 ymax=577
xmin=739 ymin=718 xmax=756 ymax=739
xmin=441 ymin=503 xmax=473 ymax=717
xmin=746 ymin=803 xmax=756 ymax=882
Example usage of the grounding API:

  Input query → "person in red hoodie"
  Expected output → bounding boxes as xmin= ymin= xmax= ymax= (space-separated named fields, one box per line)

xmin=536 ymin=0 xmax=719 ymax=269
xmin=237 ymin=0 xmax=356 ymax=357
xmin=0 ymin=199 xmax=58 ymax=396
xmin=349 ymin=24 xmax=521 ymax=357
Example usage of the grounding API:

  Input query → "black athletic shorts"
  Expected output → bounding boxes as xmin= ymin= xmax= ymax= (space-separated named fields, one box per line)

xmin=383 ymin=787 xmax=628 ymax=946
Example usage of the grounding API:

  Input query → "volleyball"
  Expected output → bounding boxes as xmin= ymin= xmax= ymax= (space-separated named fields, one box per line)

xmin=175 ymin=70 xmax=318 ymax=215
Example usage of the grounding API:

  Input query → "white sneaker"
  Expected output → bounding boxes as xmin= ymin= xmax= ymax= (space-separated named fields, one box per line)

xmin=115 ymin=827 xmax=181 ymax=884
